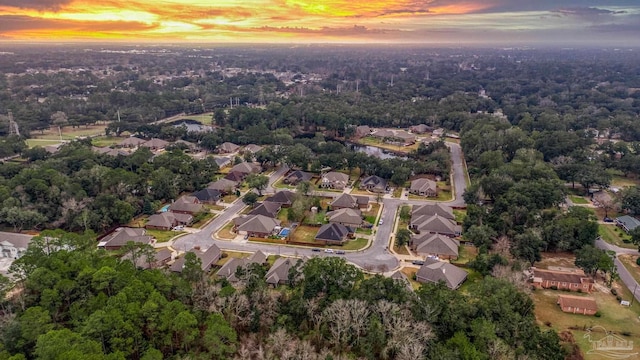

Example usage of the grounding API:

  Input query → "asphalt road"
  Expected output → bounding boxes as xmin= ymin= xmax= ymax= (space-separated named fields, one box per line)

xmin=174 ymin=142 xmax=468 ymax=273
xmin=595 ymin=237 xmax=640 ymax=303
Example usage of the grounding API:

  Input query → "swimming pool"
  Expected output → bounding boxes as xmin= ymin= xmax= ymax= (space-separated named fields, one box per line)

xmin=160 ymin=205 xmax=170 ymax=212
xmin=278 ymin=228 xmax=291 ymax=237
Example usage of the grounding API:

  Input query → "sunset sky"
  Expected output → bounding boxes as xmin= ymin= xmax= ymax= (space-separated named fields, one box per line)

xmin=0 ymin=0 xmax=639 ymax=45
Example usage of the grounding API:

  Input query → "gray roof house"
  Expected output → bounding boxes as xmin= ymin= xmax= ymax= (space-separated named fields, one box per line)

xmin=125 ymin=248 xmax=173 ymax=270
xmin=236 ymin=215 xmax=281 ymax=238
xmin=410 ymin=178 xmax=438 ymax=197
xmin=170 ymin=244 xmax=222 ymax=273
xmin=410 ymin=124 xmax=432 ymax=134
xmin=265 ymin=257 xmax=305 ymax=286
xmin=192 ymin=188 xmax=221 ymax=204
xmin=320 ymin=172 xmax=350 ymax=189
xmin=411 ymin=203 xmax=455 ymax=220
xmin=265 ymin=190 xmax=297 ymax=207
xmin=213 ymin=156 xmax=232 ymax=168
xmin=146 ymin=212 xmax=193 ymax=230
xmin=315 ymin=223 xmax=352 ymax=244
xmin=360 ymin=175 xmax=387 ymax=193
xmin=355 ymin=125 xmax=372 ymax=138
xmin=410 ymin=214 xmax=461 ymax=237
xmin=230 ymin=162 xmax=262 ymax=175
xmin=208 ymin=178 xmax=238 ymax=193
xmin=216 ymin=250 xmax=267 ymax=282
xmin=326 ymin=208 xmax=363 ymax=228
xmin=390 ymin=270 xmax=413 ymax=291
xmin=616 ymin=215 xmax=640 ymax=232
xmin=118 ymin=137 xmax=146 ymax=148
xmin=244 ymin=144 xmax=264 ymax=153
xmin=217 ymin=142 xmax=240 ymax=154
xmin=410 ymin=233 xmax=460 ymax=260
xmin=98 ymin=227 xmax=155 ymax=250
xmin=0 ymin=232 xmax=33 ymax=260
xmin=248 ymin=202 xmax=282 ymax=218
xmin=169 ymin=196 xmax=203 ymax=215
xmin=415 ymin=259 xmax=467 ymax=289
xmin=284 ymin=170 xmax=313 ymax=185
xmin=141 ymin=138 xmax=170 ymax=150
xmin=330 ymin=193 xmax=369 ymax=210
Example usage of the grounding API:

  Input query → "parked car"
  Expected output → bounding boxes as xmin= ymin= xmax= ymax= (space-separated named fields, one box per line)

xmin=412 ymin=260 xmax=425 ymax=265
xmin=311 ymin=248 xmax=321 ymax=252
xmin=335 ymin=250 xmax=346 ymax=255
xmin=324 ymin=249 xmax=334 ymax=253
xmin=604 ymin=217 xmax=614 ymax=223
xmin=172 ymin=225 xmax=184 ymax=231
xmin=378 ymin=219 xmax=384 ymax=225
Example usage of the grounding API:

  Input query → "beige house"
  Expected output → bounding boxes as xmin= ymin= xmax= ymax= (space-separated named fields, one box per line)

xmin=321 ymin=172 xmax=349 ymax=189
xmin=415 ymin=259 xmax=467 ymax=289
xmin=410 ymin=233 xmax=459 ymax=260
xmin=326 ymin=208 xmax=363 ymax=228
xmin=410 ymin=178 xmax=438 ymax=197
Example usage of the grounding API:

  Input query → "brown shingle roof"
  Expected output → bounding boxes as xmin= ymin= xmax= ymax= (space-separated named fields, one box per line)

xmin=557 ymin=295 xmax=598 ymax=312
xmin=532 ymin=268 xmax=594 ymax=285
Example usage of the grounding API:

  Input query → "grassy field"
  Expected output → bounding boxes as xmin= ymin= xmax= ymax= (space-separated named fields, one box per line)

xmin=531 ymin=287 xmax=640 ymax=357
xmin=25 ymin=139 xmax=64 ymax=148
xmin=569 ymin=195 xmax=590 ymax=204
xmin=32 ymin=124 xmax=107 ymax=140
xmin=452 ymin=245 xmax=478 ymax=265
xmin=619 ymin=254 xmax=640 ymax=284
xmin=598 ymin=225 xmax=636 ymax=249
xmin=182 ymin=113 xmax=213 ymax=125
xmin=146 ymin=229 xmax=184 ymax=243
xmin=91 ymin=136 xmax=126 ymax=147
xmin=453 ymin=209 xmax=466 ymax=224
xmin=611 ymin=175 xmax=640 ymax=188
xmin=217 ymin=222 xmax=236 ymax=240
xmin=290 ymin=225 xmax=319 ymax=244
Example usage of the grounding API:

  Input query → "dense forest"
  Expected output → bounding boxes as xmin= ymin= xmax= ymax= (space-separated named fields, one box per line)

xmin=0 ymin=231 xmax=564 ymax=360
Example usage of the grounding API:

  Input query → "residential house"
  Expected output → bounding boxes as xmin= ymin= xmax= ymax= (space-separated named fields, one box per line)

xmin=244 ymin=144 xmax=263 ymax=153
xmin=170 ymin=244 xmax=222 ymax=273
xmin=0 ymin=232 xmax=33 ymax=259
xmin=141 ymin=138 xmax=170 ymax=151
xmin=616 ymin=215 xmax=640 ymax=232
xmin=432 ymin=128 xmax=445 ymax=137
xmin=415 ymin=259 xmax=467 ymax=290
xmin=235 ymin=215 xmax=281 ymax=238
xmin=174 ymin=140 xmax=199 ymax=152
xmin=411 ymin=203 xmax=455 ymax=221
xmin=531 ymin=267 xmax=595 ymax=292
xmin=314 ymin=223 xmax=353 ymax=245
xmin=360 ymin=175 xmax=387 ymax=193
xmin=393 ymin=130 xmax=416 ymax=145
xmin=125 ymin=248 xmax=173 ymax=270
xmin=410 ymin=124 xmax=431 ymax=134
xmin=371 ymin=129 xmax=416 ymax=145
xmin=284 ymin=170 xmax=313 ymax=185
xmin=217 ymin=142 xmax=240 ymax=154
xmin=216 ymin=250 xmax=267 ymax=282
xmin=248 ymin=202 xmax=281 ymax=218
xmin=208 ymin=178 xmax=238 ymax=194
xmin=92 ymin=146 xmax=130 ymax=157
xmin=389 ymin=270 xmax=413 ymax=291
xmin=213 ymin=156 xmax=232 ymax=168
xmin=146 ymin=212 xmax=193 ymax=230
xmin=265 ymin=257 xmax=305 ymax=286
xmin=410 ymin=233 xmax=459 ymax=260
xmin=265 ymin=190 xmax=297 ymax=208
xmin=321 ymin=172 xmax=350 ymax=190
xmin=330 ymin=193 xmax=369 ymax=210
xmin=410 ymin=214 xmax=461 ymax=237
xmin=230 ymin=162 xmax=262 ymax=177
xmin=224 ymin=171 xmax=245 ymax=182
xmin=192 ymin=188 xmax=221 ymax=204
xmin=410 ymin=178 xmax=438 ymax=197
xmin=557 ymin=295 xmax=598 ymax=315
xmin=326 ymin=208 xmax=363 ymax=228
xmin=118 ymin=137 xmax=146 ymax=148
xmin=355 ymin=125 xmax=372 ymax=138
xmin=371 ymin=129 xmax=394 ymax=139
xmin=169 ymin=196 xmax=203 ymax=215
xmin=97 ymin=227 xmax=155 ymax=251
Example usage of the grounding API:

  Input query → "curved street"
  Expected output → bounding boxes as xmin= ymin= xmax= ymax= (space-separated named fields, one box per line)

xmin=173 ymin=142 xmax=468 ymax=273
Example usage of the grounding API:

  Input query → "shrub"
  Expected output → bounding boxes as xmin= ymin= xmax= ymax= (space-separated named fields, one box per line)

xmin=577 ymin=288 xmax=582 ymax=293
xmin=594 ymin=311 xmax=602 ymax=317
xmin=616 ymin=296 xmax=622 ymax=301
xmin=550 ymin=286 xmax=558 ymax=290
xmin=611 ymin=289 xmax=618 ymax=296
xmin=636 ymin=257 xmax=640 ymax=266
xmin=621 ymin=331 xmax=631 ymax=337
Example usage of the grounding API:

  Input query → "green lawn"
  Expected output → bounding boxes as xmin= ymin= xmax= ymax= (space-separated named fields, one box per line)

xmin=458 ymin=268 xmax=483 ymax=293
xmin=191 ymin=212 xmax=217 ymax=228
xmin=619 ymin=254 xmax=640 ymax=284
xmin=356 ymin=228 xmax=373 ymax=235
xmin=25 ymin=139 xmax=64 ymax=148
xmin=182 ymin=113 xmax=213 ymax=125
xmin=341 ymin=237 xmax=369 ymax=250
xmin=453 ymin=209 xmax=466 ymax=224
xmin=598 ymin=225 xmax=636 ymax=249
xmin=568 ymin=195 xmax=589 ymax=204
xmin=452 ymin=245 xmax=478 ymax=265
xmin=92 ymin=136 xmax=126 ymax=147
xmin=393 ymin=244 xmax=410 ymax=255
xmin=146 ymin=229 xmax=184 ymax=243
xmin=217 ymin=222 xmax=236 ymax=240
xmin=392 ymin=188 xmax=403 ymax=198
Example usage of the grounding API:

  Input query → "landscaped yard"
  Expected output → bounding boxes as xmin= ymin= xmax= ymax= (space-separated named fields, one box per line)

xmin=217 ymin=222 xmax=236 ymax=240
xmin=363 ymin=203 xmax=381 ymax=224
xmin=598 ymin=224 xmax=636 ymax=249
xmin=393 ymin=244 xmax=410 ymax=255
xmin=356 ymin=228 xmax=373 ymax=235
xmin=392 ymin=188 xmax=402 ymax=198
xmin=191 ymin=212 xmax=217 ymax=228
xmin=619 ymin=254 xmax=640 ymax=284
xmin=568 ymin=195 xmax=589 ymax=204
xmin=341 ymin=237 xmax=369 ymax=250
xmin=215 ymin=251 xmax=251 ymax=266
xmin=289 ymin=225 xmax=319 ymax=244
xmin=531 ymin=286 xmax=640 ymax=357
xmin=302 ymin=210 xmax=327 ymax=225
xmin=146 ymin=229 xmax=184 ymax=243
xmin=452 ymin=245 xmax=478 ymax=265
xmin=221 ymin=194 xmax=239 ymax=203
